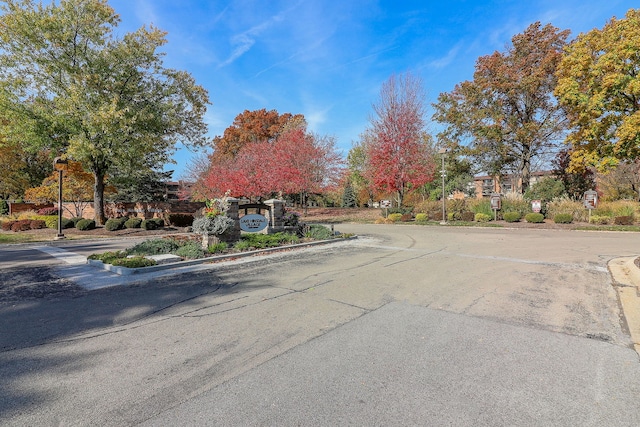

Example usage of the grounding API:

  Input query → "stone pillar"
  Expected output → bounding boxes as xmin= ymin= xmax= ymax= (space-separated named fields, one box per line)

xmin=224 ymin=198 xmax=241 ymax=242
xmin=264 ymin=199 xmax=285 ymax=228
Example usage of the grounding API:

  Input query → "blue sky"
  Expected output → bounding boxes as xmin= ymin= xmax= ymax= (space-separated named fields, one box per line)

xmin=107 ymin=0 xmax=635 ymax=179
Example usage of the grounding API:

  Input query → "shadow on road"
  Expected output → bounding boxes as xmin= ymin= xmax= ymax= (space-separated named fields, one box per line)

xmin=0 ymin=267 xmax=239 ymax=419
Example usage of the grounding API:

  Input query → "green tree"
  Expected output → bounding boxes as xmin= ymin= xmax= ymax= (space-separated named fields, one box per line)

xmin=552 ymin=148 xmax=595 ymax=200
xmin=108 ymin=170 xmax=173 ymax=203
xmin=341 ymin=179 xmax=357 ymax=208
xmin=347 ymin=134 xmax=375 ymax=206
xmin=421 ymin=147 xmax=475 ymax=200
xmin=0 ymin=0 xmax=209 ymax=223
xmin=555 ymin=9 xmax=640 ymax=172
xmin=524 ymin=177 xmax=565 ymax=202
xmin=433 ymin=22 xmax=570 ymax=193
xmin=0 ymin=136 xmax=52 ymax=200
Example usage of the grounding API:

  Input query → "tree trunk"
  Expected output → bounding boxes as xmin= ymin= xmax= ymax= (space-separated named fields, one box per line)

xmin=521 ymin=152 xmax=532 ymax=194
xmin=93 ymin=171 xmax=106 ymax=225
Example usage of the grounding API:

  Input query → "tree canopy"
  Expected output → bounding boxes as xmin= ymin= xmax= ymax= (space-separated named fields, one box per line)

xmin=24 ymin=160 xmax=106 ymax=217
xmin=212 ymin=109 xmax=305 ymax=160
xmin=199 ymin=124 xmax=343 ymax=203
xmin=0 ymin=0 xmax=209 ymax=223
xmin=365 ymin=72 xmax=434 ymax=207
xmin=555 ymin=9 xmax=640 ymax=172
xmin=433 ymin=22 xmax=570 ymax=193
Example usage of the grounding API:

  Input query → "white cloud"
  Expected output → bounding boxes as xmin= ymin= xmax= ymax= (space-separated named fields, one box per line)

xmin=428 ymin=43 xmax=462 ymax=69
xmin=218 ymin=11 xmax=287 ymax=68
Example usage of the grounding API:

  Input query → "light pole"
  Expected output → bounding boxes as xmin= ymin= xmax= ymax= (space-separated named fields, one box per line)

xmin=53 ymin=157 xmax=68 ymax=240
xmin=438 ymin=148 xmax=447 ymax=224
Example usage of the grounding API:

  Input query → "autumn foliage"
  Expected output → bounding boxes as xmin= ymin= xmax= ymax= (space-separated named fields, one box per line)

xmin=197 ymin=125 xmax=343 ymax=201
xmin=365 ymin=73 xmax=435 ymax=206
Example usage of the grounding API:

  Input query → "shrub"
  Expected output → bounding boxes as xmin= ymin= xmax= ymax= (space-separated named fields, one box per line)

xmin=167 ymin=213 xmax=194 ymax=227
xmin=382 ymin=207 xmax=413 ymax=217
xmin=400 ymin=213 xmax=413 ymax=222
xmin=110 ymin=256 xmax=156 ymax=268
xmin=611 ymin=201 xmax=636 ymax=217
xmin=461 ymin=211 xmax=475 ymax=222
xmin=127 ymin=238 xmax=180 ymax=255
xmin=17 ymin=211 xmax=38 ymax=220
xmin=304 ymin=224 xmax=333 ymax=240
xmin=124 ymin=217 xmax=143 ymax=229
xmin=208 ymin=242 xmax=228 ymax=254
xmin=546 ymin=197 xmax=587 ymax=222
xmin=0 ymin=200 xmax=8 ymax=215
xmin=415 ymin=213 xmax=428 ymax=222
xmin=76 ymin=219 xmax=96 ymax=230
xmin=475 ymin=213 xmax=491 ymax=223
xmin=29 ymin=219 xmax=47 ymax=229
xmin=282 ymin=210 xmax=300 ymax=226
xmin=414 ymin=200 xmax=442 ymax=220
xmin=1 ymin=220 xmax=15 ymax=231
xmin=469 ymin=199 xmax=493 ymax=217
xmin=71 ymin=217 xmax=84 ymax=226
xmin=105 ymin=217 xmax=127 ymax=231
xmin=450 ymin=199 xmax=468 ymax=220
xmin=233 ymin=240 xmax=253 ymax=251
xmin=525 ymin=213 xmax=545 ymax=223
xmin=614 ymin=216 xmax=634 ymax=225
xmin=503 ymin=212 xmax=521 ymax=223
xmin=37 ymin=207 xmax=58 ymax=216
xmin=151 ymin=217 xmax=165 ymax=227
xmin=87 ymin=251 xmax=128 ymax=264
xmin=387 ymin=213 xmax=402 ymax=222
xmin=61 ymin=218 xmax=75 ymax=229
xmin=589 ymin=215 xmax=610 ymax=225
xmin=175 ymin=241 xmax=205 ymax=259
xmin=447 ymin=212 xmax=455 ymax=221
xmin=501 ymin=193 xmax=530 ymax=218
xmin=141 ymin=219 xmax=158 ymax=230
xmin=43 ymin=215 xmax=59 ymax=229
xmin=11 ymin=219 xmax=32 ymax=231
xmin=554 ymin=213 xmax=573 ymax=224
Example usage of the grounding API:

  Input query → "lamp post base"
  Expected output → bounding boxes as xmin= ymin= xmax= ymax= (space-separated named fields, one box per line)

xmin=55 ymin=234 xmax=66 ymax=240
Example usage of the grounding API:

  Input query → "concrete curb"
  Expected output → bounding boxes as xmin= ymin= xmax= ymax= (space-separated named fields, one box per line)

xmin=86 ymin=236 xmax=356 ymax=276
xmin=608 ymin=256 xmax=640 ymax=355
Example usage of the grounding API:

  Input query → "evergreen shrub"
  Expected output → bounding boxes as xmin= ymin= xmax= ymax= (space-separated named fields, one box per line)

xmin=554 ymin=213 xmax=573 ymax=224
xmin=125 ymin=217 xmax=143 ymax=229
xmin=525 ymin=213 xmax=545 ymax=223
xmin=105 ymin=217 xmax=127 ymax=231
xmin=503 ymin=212 xmax=521 ymax=222
xmin=168 ymin=213 xmax=194 ymax=227
xmin=475 ymin=213 xmax=491 ymax=222
xmin=76 ymin=219 xmax=96 ymax=230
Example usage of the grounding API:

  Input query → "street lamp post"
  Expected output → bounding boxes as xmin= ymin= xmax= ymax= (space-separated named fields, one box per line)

xmin=438 ymin=148 xmax=447 ymax=224
xmin=53 ymin=157 xmax=68 ymax=240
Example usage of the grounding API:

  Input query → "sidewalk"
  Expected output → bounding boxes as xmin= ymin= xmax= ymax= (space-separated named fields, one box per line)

xmin=609 ymin=257 xmax=640 ymax=354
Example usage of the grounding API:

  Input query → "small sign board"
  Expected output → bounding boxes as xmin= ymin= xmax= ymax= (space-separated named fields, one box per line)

xmin=583 ymin=190 xmax=598 ymax=210
xmin=380 ymin=200 xmax=391 ymax=208
xmin=531 ymin=200 xmax=542 ymax=213
xmin=490 ymin=193 xmax=501 ymax=210
xmin=239 ymin=214 xmax=268 ymax=232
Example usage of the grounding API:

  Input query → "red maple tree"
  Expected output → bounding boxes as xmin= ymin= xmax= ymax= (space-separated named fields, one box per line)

xmin=366 ymin=73 xmax=435 ymax=206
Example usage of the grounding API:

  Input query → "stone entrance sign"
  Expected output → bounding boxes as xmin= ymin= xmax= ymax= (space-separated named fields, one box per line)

xmin=239 ymin=214 xmax=268 ymax=232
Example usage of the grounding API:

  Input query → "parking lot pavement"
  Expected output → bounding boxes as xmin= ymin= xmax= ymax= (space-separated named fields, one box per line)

xmin=142 ymin=302 xmax=640 ymax=426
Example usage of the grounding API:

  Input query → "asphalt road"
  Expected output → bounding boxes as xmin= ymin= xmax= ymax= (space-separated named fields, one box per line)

xmin=1 ymin=224 xmax=639 ymax=426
